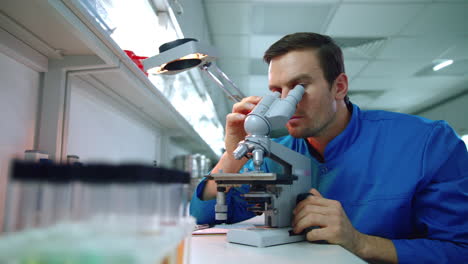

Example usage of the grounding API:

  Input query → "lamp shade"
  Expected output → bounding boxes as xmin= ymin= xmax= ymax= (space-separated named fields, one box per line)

xmin=143 ymin=38 xmax=218 ymax=75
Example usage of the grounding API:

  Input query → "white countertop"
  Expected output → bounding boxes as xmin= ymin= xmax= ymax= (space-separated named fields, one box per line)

xmin=189 ymin=235 xmax=366 ymax=264
xmin=188 ymin=216 xmax=366 ymax=264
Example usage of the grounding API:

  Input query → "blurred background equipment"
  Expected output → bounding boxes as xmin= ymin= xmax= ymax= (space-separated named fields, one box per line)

xmin=172 ymin=153 xmax=212 ymax=200
xmin=0 ymin=161 xmax=194 ymax=264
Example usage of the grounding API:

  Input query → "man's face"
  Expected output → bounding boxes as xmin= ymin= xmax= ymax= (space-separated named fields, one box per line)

xmin=268 ymin=49 xmax=338 ymax=138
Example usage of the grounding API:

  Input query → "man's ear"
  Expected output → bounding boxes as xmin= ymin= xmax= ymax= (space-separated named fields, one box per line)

xmin=333 ymin=73 xmax=348 ymax=100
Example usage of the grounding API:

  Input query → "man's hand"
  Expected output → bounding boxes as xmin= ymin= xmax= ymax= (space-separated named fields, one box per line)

xmin=292 ymin=188 xmax=398 ymax=263
xmin=225 ymin=96 xmax=262 ymax=153
xmin=292 ymin=188 xmax=363 ymax=252
xmin=202 ymin=96 xmax=262 ymax=201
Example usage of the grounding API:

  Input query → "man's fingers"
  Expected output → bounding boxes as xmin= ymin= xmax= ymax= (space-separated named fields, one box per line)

xmin=295 ymin=195 xmax=329 ymax=213
xmin=306 ymin=226 xmax=329 ymax=242
xmin=293 ymin=213 xmax=327 ymax=234
xmin=232 ymin=96 xmax=262 ymax=114
xmin=226 ymin=113 xmax=246 ymax=124
xmin=292 ymin=204 xmax=331 ymax=227
xmin=310 ymin=188 xmax=322 ymax=198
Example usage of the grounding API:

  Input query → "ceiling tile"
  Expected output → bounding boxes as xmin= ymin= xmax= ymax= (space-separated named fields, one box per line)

xmin=326 ymin=4 xmax=424 ymax=37
xmin=204 ymin=3 xmax=252 ymax=34
xmin=344 ymin=59 xmax=369 ymax=79
xmin=443 ymin=38 xmax=468 ymax=59
xmin=349 ymin=77 xmax=398 ymax=91
xmin=216 ymin=58 xmax=250 ymax=76
xmin=249 ymin=34 xmax=284 ymax=58
xmin=250 ymin=58 xmax=268 ymax=75
xmin=248 ymin=75 xmax=269 ymax=96
xmin=204 ymin=0 xmax=341 ymax=2
xmin=253 ymin=0 xmax=340 ymax=2
xmin=340 ymin=38 xmax=387 ymax=59
xmin=342 ymin=47 xmax=370 ymax=60
xmin=359 ymin=60 xmax=430 ymax=77
xmin=348 ymin=94 xmax=375 ymax=109
xmin=402 ymin=3 xmax=468 ymax=36
xmin=377 ymin=37 xmax=458 ymax=59
xmin=226 ymin=74 xmax=250 ymax=95
xmin=366 ymin=76 xmax=467 ymax=111
xmin=212 ymin=35 xmax=250 ymax=58
xmin=342 ymin=0 xmax=430 ymax=2
xmin=251 ymin=3 xmax=333 ymax=35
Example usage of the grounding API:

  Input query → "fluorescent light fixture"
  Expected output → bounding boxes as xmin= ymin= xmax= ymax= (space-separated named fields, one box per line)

xmin=143 ymin=38 xmax=245 ymax=102
xmin=433 ymin=59 xmax=453 ymax=71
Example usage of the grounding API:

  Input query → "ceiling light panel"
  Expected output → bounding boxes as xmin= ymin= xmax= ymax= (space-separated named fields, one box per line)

xmin=402 ymin=3 xmax=468 ymax=36
xmin=251 ymin=3 xmax=334 ymax=34
xmin=414 ymin=59 xmax=468 ymax=77
xmin=326 ymin=4 xmax=423 ymax=37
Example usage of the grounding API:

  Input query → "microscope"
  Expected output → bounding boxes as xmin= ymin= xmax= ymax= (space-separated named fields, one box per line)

xmin=208 ymin=85 xmax=313 ymax=247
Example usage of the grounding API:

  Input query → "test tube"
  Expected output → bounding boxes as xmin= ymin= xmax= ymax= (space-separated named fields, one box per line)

xmin=4 ymin=161 xmax=44 ymax=232
xmin=3 ymin=177 xmax=21 ymax=232
xmin=46 ymin=164 xmax=73 ymax=227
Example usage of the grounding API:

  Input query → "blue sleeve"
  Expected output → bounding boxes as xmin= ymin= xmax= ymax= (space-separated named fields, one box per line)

xmin=189 ymin=177 xmax=255 ymax=225
xmin=392 ymin=121 xmax=468 ymax=264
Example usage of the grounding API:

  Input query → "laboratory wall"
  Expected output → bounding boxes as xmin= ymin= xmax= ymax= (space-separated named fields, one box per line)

xmin=66 ymin=76 xmax=159 ymax=165
xmin=417 ymin=91 xmax=468 ymax=137
xmin=0 ymin=52 xmax=41 ymax=222
xmin=173 ymin=0 xmax=212 ymax=45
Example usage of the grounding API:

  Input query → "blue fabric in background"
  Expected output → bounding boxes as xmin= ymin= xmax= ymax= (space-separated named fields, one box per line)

xmin=190 ymin=104 xmax=468 ymax=263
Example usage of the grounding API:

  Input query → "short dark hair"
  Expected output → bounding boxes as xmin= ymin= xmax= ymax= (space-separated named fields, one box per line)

xmin=264 ymin=32 xmax=350 ymax=106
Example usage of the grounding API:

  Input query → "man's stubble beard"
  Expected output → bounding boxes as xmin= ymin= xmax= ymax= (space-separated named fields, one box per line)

xmin=287 ymin=107 xmax=337 ymax=139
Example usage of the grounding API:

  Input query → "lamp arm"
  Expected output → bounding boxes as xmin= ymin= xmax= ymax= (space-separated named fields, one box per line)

xmin=200 ymin=63 xmax=246 ymax=103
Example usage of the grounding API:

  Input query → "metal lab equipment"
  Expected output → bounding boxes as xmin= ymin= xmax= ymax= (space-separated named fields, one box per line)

xmin=173 ymin=154 xmax=212 ymax=200
xmin=209 ymin=85 xmax=314 ymax=247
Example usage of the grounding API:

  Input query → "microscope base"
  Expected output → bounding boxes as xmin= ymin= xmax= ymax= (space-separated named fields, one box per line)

xmin=227 ymin=227 xmax=305 ymax=247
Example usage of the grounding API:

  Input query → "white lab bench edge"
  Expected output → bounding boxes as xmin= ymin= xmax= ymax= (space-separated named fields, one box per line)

xmin=188 ymin=216 xmax=366 ymax=264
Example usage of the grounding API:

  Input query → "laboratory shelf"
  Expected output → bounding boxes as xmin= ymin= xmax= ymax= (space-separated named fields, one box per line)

xmin=1 ymin=0 xmax=217 ymax=160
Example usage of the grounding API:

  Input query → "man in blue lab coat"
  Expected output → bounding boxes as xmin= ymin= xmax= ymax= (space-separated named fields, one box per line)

xmin=190 ymin=32 xmax=468 ymax=263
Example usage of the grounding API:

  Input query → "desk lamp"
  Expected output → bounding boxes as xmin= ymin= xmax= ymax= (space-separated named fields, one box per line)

xmin=143 ymin=38 xmax=246 ymax=102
